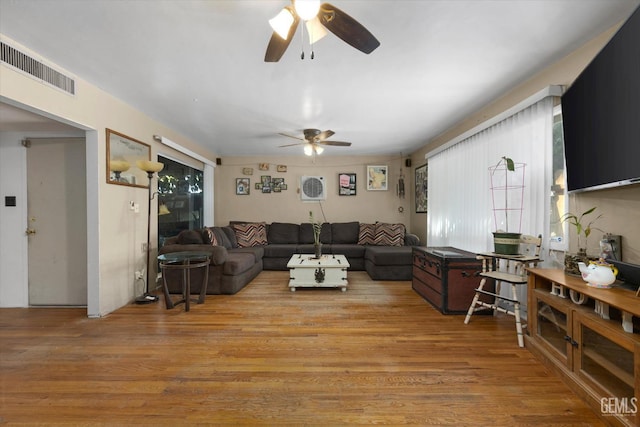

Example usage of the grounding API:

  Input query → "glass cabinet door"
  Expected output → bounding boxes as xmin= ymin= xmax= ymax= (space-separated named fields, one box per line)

xmin=533 ymin=291 xmax=572 ymax=367
xmin=575 ymin=314 xmax=637 ymax=401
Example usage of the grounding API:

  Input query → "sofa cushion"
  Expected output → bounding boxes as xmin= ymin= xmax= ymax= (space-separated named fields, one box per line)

xmin=268 ymin=222 xmax=300 ymax=244
xmin=264 ymin=244 xmax=298 ymax=258
xmin=357 ymin=223 xmax=376 ymax=245
xmin=299 ymin=223 xmax=332 ymax=244
xmin=232 ymin=222 xmax=268 ymax=247
xmin=405 ymin=233 xmax=420 ymax=246
xmin=229 ymin=246 xmax=264 ymax=263
xmin=331 ymin=222 xmax=360 ymax=244
xmin=211 ymin=227 xmax=233 ymax=249
xmin=221 ymin=226 xmax=238 ymax=248
xmin=330 ymin=243 xmax=366 ymax=258
xmin=223 ymin=252 xmax=256 ymax=275
xmin=177 ymin=229 xmax=204 ymax=245
xmin=365 ymin=246 xmax=413 ymax=265
xmin=373 ymin=223 xmax=405 ymax=246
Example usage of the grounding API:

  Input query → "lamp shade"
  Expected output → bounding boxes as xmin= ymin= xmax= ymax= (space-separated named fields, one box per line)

xmin=304 ymin=144 xmax=314 ymax=156
xmin=306 ymin=17 xmax=328 ymax=44
xmin=269 ymin=7 xmax=295 ymax=40
xmin=314 ymin=145 xmax=324 ymax=155
xmin=136 ymin=160 xmax=165 ymax=173
xmin=110 ymin=160 xmax=130 ymax=172
xmin=158 ymin=202 xmax=171 ymax=216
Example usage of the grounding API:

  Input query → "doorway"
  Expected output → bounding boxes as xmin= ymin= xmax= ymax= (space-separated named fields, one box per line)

xmin=26 ymin=137 xmax=87 ymax=306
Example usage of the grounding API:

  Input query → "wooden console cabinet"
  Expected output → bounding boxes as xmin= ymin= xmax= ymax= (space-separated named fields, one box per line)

xmin=412 ymin=247 xmax=491 ymax=314
xmin=526 ymin=268 xmax=640 ymax=427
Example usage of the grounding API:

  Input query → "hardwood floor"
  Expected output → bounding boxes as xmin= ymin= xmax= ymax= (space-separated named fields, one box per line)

xmin=0 ymin=271 xmax=604 ymax=425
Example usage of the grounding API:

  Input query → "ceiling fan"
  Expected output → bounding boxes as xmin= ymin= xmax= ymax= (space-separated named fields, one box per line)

xmin=278 ymin=128 xmax=352 ymax=155
xmin=265 ymin=0 xmax=380 ymax=62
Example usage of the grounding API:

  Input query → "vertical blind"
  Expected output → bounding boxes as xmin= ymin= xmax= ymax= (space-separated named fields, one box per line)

xmin=426 ymin=97 xmax=555 ymax=313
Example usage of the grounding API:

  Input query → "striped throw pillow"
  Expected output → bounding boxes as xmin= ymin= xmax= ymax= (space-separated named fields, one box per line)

xmin=373 ymin=223 xmax=405 ymax=246
xmin=357 ymin=223 xmax=376 ymax=245
xmin=202 ymin=228 xmax=218 ymax=246
xmin=232 ymin=223 xmax=268 ymax=247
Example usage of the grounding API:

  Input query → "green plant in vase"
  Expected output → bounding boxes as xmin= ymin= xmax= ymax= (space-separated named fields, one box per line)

xmin=309 ymin=211 xmax=323 ymax=259
xmin=560 ymin=206 xmax=604 ymax=275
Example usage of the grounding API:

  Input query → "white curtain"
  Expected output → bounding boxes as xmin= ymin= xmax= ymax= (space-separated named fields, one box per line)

xmin=427 ymin=97 xmax=555 ymax=314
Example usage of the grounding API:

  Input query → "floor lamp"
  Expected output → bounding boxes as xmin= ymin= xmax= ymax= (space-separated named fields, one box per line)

xmin=135 ymin=160 xmax=165 ymax=304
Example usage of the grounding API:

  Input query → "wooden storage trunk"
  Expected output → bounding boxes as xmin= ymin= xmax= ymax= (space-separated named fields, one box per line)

xmin=412 ymin=246 xmax=493 ymax=314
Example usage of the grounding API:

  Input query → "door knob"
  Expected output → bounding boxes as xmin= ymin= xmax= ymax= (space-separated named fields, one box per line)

xmin=25 ymin=228 xmax=36 ymax=235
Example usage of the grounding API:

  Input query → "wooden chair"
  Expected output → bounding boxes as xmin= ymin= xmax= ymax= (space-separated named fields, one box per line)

xmin=464 ymin=234 xmax=542 ymax=347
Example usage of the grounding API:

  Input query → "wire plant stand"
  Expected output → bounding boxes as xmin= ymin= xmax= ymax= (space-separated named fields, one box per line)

xmin=489 ymin=160 xmax=526 ymax=254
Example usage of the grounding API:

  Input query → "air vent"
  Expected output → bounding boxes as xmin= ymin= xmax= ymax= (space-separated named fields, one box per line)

xmin=1 ymin=41 xmax=75 ymax=95
xmin=301 ymin=176 xmax=326 ymax=201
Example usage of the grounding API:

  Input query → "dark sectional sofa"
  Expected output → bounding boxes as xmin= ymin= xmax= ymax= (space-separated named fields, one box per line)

xmin=158 ymin=221 xmax=419 ymax=295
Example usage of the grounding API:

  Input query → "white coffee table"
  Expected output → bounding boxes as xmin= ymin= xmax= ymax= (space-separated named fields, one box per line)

xmin=287 ymin=254 xmax=350 ymax=292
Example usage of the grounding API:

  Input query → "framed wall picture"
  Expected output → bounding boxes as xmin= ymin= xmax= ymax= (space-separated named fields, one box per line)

xmin=366 ymin=165 xmax=388 ymax=191
xmin=338 ymin=173 xmax=356 ymax=196
xmin=106 ymin=128 xmax=150 ymax=188
xmin=272 ymin=177 xmax=285 ymax=191
xmin=236 ymin=178 xmax=250 ymax=195
xmin=415 ymin=163 xmax=428 ymax=213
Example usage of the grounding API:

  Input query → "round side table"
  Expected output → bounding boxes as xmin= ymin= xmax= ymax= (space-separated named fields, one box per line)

xmin=158 ymin=251 xmax=210 ymax=311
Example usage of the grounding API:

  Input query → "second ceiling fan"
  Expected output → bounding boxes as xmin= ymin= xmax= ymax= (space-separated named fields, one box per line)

xmin=278 ymin=129 xmax=352 ymax=156
xmin=265 ymin=0 xmax=380 ymax=62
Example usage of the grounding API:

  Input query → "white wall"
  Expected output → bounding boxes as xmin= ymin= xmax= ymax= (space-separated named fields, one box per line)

xmin=0 ymin=35 xmax=217 ymax=316
xmin=214 ymin=155 xmax=412 ymax=228
xmin=0 ymin=133 xmax=29 ymax=306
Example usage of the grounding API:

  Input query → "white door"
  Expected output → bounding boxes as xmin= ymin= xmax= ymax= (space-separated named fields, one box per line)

xmin=27 ymin=138 xmax=87 ymax=305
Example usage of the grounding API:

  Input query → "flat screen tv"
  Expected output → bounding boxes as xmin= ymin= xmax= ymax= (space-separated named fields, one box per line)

xmin=562 ymin=6 xmax=640 ymax=192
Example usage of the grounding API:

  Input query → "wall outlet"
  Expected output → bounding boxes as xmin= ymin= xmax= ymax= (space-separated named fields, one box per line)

xmin=129 ymin=200 xmax=135 ymax=210
xmin=135 ymin=270 xmax=143 ymax=280
xmin=141 ymin=242 xmax=148 ymax=253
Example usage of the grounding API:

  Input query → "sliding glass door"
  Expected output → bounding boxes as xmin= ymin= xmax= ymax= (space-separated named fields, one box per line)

xmin=157 ymin=156 xmax=203 ymax=247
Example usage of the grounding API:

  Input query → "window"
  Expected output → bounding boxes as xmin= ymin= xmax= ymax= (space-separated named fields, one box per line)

xmin=549 ymin=104 xmax=567 ymax=258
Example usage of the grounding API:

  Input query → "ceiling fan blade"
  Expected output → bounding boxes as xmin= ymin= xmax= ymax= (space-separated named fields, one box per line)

xmin=264 ymin=10 xmax=300 ymax=62
xmin=278 ymin=142 xmax=304 ymax=148
xmin=278 ymin=132 xmax=304 ymax=141
xmin=318 ymin=140 xmax=351 ymax=146
xmin=317 ymin=130 xmax=335 ymax=140
xmin=318 ymin=3 xmax=380 ymax=54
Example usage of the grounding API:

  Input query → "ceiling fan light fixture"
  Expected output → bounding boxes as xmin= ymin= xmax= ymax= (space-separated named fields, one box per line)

xmin=269 ymin=7 xmax=295 ymax=40
xmin=314 ymin=145 xmax=324 ymax=155
xmin=294 ymin=0 xmax=320 ymax=21
xmin=306 ymin=17 xmax=328 ymax=44
xmin=304 ymin=144 xmax=314 ymax=156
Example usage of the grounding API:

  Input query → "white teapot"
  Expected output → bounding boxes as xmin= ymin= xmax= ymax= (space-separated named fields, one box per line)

xmin=577 ymin=258 xmax=619 ymax=289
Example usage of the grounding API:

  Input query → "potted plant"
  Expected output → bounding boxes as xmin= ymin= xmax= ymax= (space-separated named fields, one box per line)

xmin=309 ymin=211 xmax=323 ymax=259
xmin=489 ymin=156 xmax=526 ymax=254
xmin=560 ymin=207 xmax=604 ymax=275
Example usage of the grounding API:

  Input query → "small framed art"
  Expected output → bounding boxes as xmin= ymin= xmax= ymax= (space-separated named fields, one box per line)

xmin=338 ymin=173 xmax=356 ymax=196
xmin=236 ymin=178 xmax=250 ymax=195
xmin=415 ymin=163 xmax=428 ymax=213
xmin=366 ymin=165 xmax=388 ymax=191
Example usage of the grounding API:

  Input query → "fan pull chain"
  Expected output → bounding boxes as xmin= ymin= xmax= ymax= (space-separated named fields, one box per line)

xmin=300 ymin=21 xmax=305 ymax=60
xmin=309 ymin=23 xmax=315 ymax=59
xmin=299 ymin=19 xmax=315 ymax=60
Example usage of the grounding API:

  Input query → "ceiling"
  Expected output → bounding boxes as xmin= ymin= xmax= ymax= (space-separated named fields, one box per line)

xmin=1 ymin=0 xmax=638 ymax=157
